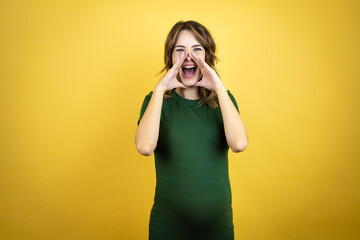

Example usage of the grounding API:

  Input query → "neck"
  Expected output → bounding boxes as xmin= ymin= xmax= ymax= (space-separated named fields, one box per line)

xmin=175 ymin=87 xmax=200 ymax=100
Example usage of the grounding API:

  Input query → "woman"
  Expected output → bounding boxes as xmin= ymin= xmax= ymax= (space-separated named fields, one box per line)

xmin=135 ymin=20 xmax=249 ymax=240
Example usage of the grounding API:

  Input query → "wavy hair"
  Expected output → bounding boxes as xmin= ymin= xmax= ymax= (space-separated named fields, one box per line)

xmin=155 ymin=20 xmax=221 ymax=109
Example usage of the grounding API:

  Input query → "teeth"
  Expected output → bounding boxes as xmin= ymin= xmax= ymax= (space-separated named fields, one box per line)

xmin=183 ymin=66 xmax=196 ymax=69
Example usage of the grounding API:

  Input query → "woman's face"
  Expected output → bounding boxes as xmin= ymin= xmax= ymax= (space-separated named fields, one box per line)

xmin=172 ymin=30 xmax=205 ymax=87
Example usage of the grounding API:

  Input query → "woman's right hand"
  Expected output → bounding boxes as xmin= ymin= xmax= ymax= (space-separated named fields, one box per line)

xmin=155 ymin=52 xmax=188 ymax=92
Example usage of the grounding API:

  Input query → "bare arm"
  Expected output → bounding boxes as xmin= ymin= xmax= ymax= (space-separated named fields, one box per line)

xmin=216 ymin=86 xmax=249 ymax=152
xmin=135 ymin=51 xmax=188 ymax=156
xmin=185 ymin=51 xmax=248 ymax=153
xmin=135 ymin=89 xmax=165 ymax=156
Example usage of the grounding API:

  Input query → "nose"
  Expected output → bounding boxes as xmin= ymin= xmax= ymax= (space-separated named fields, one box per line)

xmin=183 ymin=51 xmax=195 ymax=62
xmin=186 ymin=52 xmax=192 ymax=60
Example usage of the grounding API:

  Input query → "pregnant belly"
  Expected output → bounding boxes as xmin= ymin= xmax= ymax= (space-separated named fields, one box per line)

xmin=158 ymin=181 xmax=232 ymax=227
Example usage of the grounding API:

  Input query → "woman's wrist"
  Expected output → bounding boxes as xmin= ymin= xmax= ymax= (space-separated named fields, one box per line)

xmin=214 ymin=83 xmax=226 ymax=93
xmin=154 ymin=86 xmax=166 ymax=95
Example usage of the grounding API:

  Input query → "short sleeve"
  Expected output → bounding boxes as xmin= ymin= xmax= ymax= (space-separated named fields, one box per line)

xmin=137 ymin=91 xmax=153 ymax=126
xmin=227 ymin=90 xmax=240 ymax=114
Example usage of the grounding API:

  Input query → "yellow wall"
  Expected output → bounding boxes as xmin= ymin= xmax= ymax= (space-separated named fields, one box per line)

xmin=1 ymin=0 xmax=359 ymax=239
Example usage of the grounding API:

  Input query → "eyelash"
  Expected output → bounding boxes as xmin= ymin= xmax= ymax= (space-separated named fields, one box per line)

xmin=176 ymin=48 xmax=202 ymax=52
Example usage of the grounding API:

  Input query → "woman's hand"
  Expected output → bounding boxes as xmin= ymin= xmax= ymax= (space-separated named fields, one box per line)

xmin=189 ymin=52 xmax=225 ymax=92
xmin=155 ymin=52 xmax=189 ymax=92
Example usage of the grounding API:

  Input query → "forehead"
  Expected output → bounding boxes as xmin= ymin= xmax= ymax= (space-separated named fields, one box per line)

xmin=175 ymin=30 xmax=200 ymax=45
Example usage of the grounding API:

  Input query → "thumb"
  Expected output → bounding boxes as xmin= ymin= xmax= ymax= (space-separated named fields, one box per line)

xmin=194 ymin=81 xmax=203 ymax=88
xmin=176 ymin=82 xmax=188 ymax=89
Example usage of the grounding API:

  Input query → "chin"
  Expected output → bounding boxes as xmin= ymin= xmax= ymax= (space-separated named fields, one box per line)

xmin=180 ymin=74 xmax=201 ymax=86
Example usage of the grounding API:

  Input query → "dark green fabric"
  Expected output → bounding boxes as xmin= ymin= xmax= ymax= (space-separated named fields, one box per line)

xmin=137 ymin=89 xmax=240 ymax=240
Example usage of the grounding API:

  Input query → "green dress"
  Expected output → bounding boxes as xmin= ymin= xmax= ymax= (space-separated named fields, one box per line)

xmin=137 ymin=89 xmax=240 ymax=240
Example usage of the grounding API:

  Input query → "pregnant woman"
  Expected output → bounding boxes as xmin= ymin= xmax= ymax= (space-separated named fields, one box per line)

xmin=135 ymin=20 xmax=249 ymax=240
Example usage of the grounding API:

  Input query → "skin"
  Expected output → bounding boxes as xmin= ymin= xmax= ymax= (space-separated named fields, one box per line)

xmin=172 ymin=30 xmax=205 ymax=99
xmin=135 ymin=29 xmax=249 ymax=156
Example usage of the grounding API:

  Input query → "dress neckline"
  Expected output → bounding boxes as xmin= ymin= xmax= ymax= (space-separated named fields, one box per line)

xmin=171 ymin=89 xmax=201 ymax=107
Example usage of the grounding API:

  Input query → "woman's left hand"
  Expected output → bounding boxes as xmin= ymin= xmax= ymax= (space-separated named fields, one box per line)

xmin=189 ymin=52 xmax=225 ymax=91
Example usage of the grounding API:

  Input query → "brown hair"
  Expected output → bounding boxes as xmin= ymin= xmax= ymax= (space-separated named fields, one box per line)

xmin=155 ymin=20 xmax=221 ymax=109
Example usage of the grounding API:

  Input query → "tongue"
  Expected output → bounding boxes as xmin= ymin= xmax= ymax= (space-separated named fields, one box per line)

xmin=183 ymin=67 xmax=195 ymax=75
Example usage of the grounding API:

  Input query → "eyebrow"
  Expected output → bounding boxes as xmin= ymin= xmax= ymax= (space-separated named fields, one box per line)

xmin=175 ymin=44 xmax=202 ymax=48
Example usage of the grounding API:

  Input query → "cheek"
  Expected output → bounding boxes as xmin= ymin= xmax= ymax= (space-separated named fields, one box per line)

xmin=194 ymin=51 xmax=205 ymax=61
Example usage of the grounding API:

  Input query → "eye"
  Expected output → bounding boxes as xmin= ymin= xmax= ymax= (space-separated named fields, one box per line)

xmin=194 ymin=48 xmax=202 ymax=51
xmin=176 ymin=49 xmax=184 ymax=52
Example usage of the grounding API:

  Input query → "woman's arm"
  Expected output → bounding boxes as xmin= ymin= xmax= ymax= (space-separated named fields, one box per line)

xmin=135 ymin=52 xmax=188 ymax=156
xmin=185 ymin=52 xmax=248 ymax=152
xmin=135 ymin=89 xmax=165 ymax=156
xmin=216 ymin=86 xmax=249 ymax=152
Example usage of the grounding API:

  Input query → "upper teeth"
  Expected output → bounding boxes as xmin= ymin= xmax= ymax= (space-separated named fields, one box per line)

xmin=184 ymin=66 xmax=196 ymax=69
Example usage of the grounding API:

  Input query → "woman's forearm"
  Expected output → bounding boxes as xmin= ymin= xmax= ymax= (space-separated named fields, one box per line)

xmin=135 ymin=89 xmax=164 ymax=156
xmin=216 ymin=87 xmax=248 ymax=152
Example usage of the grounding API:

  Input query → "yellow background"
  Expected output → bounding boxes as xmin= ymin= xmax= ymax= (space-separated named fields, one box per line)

xmin=1 ymin=0 xmax=359 ymax=239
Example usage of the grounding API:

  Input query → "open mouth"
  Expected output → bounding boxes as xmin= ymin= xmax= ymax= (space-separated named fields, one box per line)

xmin=181 ymin=65 xmax=197 ymax=78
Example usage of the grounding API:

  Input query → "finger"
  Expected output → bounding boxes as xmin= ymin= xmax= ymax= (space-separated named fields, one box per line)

xmin=173 ymin=52 xmax=183 ymax=69
xmin=180 ymin=52 xmax=188 ymax=67
xmin=189 ymin=52 xmax=202 ymax=68
xmin=174 ymin=52 xmax=183 ymax=68
xmin=191 ymin=53 xmax=208 ymax=70
xmin=176 ymin=81 xmax=188 ymax=88
xmin=173 ymin=74 xmax=188 ymax=88
xmin=194 ymin=80 xmax=203 ymax=88
xmin=176 ymin=52 xmax=187 ymax=69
